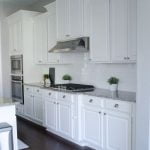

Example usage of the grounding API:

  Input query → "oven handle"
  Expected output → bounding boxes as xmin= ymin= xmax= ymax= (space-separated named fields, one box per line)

xmin=11 ymin=80 xmax=23 ymax=83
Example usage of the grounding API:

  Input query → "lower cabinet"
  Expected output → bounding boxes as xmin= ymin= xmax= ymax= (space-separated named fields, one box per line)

xmin=24 ymin=86 xmax=43 ymax=123
xmin=45 ymin=98 xmax=57 ymax=130
xmin=57 ymin=101 xmax=73 ymax=137
xmin=81 ymin=97 xmax=133 ymax=150
xmin=44 ymin=93 xmax=73 ymax=139
xmin=104 ymin=110 xmax=131 ymax=150
xmin=81 ymin=106 xmax=104 ymax=149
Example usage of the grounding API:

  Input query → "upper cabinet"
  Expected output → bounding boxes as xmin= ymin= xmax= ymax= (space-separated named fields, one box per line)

xmin=110 ymin=0 xmax=137 ymax=63
xmin=56 ymin=0 xmax=84 ymax=41
xmin=8 ymin=20 xmax=22 ymax=55
xmin=84 ymin=0 xmax=110 ymax=62
xmin=84 ymin=0 xmax=137 ymax=63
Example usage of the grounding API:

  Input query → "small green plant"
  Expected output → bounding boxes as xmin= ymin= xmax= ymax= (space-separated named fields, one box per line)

xmin=62 ymin=74 xmax=72 ymax=81
xmin=107 ymin=77 xmax=119 ymax=85
xmin=43 ymin=74 xmax=49 ymax=81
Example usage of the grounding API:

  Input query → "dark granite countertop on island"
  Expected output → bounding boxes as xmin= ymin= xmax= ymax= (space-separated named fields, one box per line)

xmin=24 ymin=83 xmax=136 ymax=103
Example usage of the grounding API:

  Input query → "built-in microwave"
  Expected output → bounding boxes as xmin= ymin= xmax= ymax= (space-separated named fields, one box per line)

xmin=11 ymin=55 xmax=23 ymax=75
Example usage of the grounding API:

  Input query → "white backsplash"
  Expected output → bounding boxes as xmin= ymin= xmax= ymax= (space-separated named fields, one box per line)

xmin=42 ymin=62 xmax=136 ymax=92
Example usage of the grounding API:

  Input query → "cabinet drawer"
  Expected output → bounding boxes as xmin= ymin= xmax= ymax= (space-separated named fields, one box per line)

xmin=33 ymin=87 xmax=42 ymax=96
xmin=43 ymin=90 xmax=57 ymax=99
xmin=24 ymin=85 xmax=33 ymax=93
xmin=105 ymin=100 xmax=132 ymax=113
xmin=57 ymin=92 xmax=72 ymax=102
xmin=82 ymin=95 xmax=104 ymax=107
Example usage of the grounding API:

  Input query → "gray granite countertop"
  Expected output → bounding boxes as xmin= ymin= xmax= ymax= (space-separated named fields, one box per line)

xmin=24 ymin=83 xmax=136 ymax=103
xmin=0 ymin=98 xmax=17 ymax=107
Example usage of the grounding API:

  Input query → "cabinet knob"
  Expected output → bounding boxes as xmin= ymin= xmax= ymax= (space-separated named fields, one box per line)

xmin=89 ymin=99 xmax=93 ymax=103
xmin=114 ymin=104 xmax=119 ymax=108
xmin=26 ymin=88 xmax=29 ymax=90
xmin=99 ymin=112 xmax=101 ymax=114
xmin=104 ymin=113 xmax=106 ymax=115
xmin=54 ymin=102 xmax=56 ymax=104
xmin=57 ymin=102 xmax=59 ymax=105
xmin=37 ymin=90 xmax=39 ymax=92
xmin=49 ymin=93 xmax=51 ymax=96
xmin=14 ymin=49 xmax=16 ymax=51
xmin=63 ymin=95 xmax=66 ymax=98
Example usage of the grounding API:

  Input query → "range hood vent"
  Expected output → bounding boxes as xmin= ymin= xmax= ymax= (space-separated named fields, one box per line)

xmin=49 ymin=37 xmax=89 ymax=53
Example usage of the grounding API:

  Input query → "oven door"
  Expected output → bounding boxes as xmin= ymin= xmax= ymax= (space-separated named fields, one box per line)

xmin=11 ymin=80 xmax=24 ymax=104
xmin=11 ymin=56 xmax=23 ymax=74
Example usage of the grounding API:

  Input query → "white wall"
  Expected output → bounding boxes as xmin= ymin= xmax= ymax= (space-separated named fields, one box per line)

xmin=42 ymin=62 xmax=136 ymax=92
xmin=136 ymin=0 xmax=150 ymax=149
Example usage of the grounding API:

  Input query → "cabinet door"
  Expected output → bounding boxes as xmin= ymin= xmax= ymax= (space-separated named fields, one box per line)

xmin=33 ymin=15 xmax=48 ymax=64
xmin=47 ymin=13 xmax=60 ymax=63
xmin=85 ymin=0 xmax=110 ymax=62
xmin=45 ymin=98 xmax=57 ymax=130
xmin=34 ymin=96 xmax=43 ymax=122
xmin=81 ymin=106 xmax=103 ymax=148
xmin=24 ymin=93 xmax=34 ymax=118
xmin=68 ymin=0 xmax=84 ymax=38
xmin=104 ymin=111 xmax=131 ymax=150
xmin=56 ymin=0 xmax=69 ymax=40
xmin=110 ymin=0 xmax=128 ymax=62
xmin=9 ymin=22 xmax=22 ymax=55
xmin=57 ymin=101 xmax=73 ymax=138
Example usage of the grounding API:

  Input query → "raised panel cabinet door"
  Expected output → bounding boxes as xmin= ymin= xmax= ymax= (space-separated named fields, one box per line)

xmin=24 ymin=94 xmax=34 ymax=118
xmin=110 ymin=0 xmax=128 ymax=62
xmin=127 ymin=0 xmax=137 ymax=61
xmin=34 ymin=96 xmax=43 ymax=122
xmin=81 ymin=106 xmax=104 ymax=148
xmin=57 ymin=101 xmax=73 ymax=138
xmin=44 ymin=98 xmax=57 ymax=131
xmin=56 ymin=0 xmax=69 ymax=40
xmin=9 ymin=25 xmax=14 ymax=54
xmin=33 ymin=15 xmax=48 ymax=64
xmin=85 ymin=0 xmax=110 ymax=62
xmin=68 ymin=0 xmax=84 ymax=38
xmin=47 ymin=13 xmax=60 ymax=63
xmin=104 ymin=111 xmax=131 ymax=150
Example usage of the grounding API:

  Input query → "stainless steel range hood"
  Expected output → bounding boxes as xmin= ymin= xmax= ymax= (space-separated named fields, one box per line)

xmin=49 ymin=37 xmax=89 ymax=53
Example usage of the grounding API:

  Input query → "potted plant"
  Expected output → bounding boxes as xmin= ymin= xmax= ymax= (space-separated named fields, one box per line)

xmin=62 ymin=74 xmax=72 ymax=83
xmin=107 ymin=77 xmax=119 ymax=92
xmin=43 ymin=74 xmax=50 ymax=87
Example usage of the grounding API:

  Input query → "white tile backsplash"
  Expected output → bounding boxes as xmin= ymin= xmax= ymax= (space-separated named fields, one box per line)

xmin=42 ymin=62 xmax=136 ymax=92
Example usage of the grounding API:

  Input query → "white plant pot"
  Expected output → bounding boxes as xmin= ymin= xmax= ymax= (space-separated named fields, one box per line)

xmin=110 ymin=84 xmax=118 ymax=92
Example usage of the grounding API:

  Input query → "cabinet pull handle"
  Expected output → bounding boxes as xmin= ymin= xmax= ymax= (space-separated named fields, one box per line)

xmin=37 ymin=90 xmax=39 ymax=92
xmin=99 ymin=112 xmax=101 ymax=114
xmin=66 ymin=34 xmax=70 ymax=37
xmin=114 ymin=104 xmax=119 ymax=108
xmin=89 ymin=99 xmax=93 ymax=103
xmin=26 ymin=88 xmax=29 ymax=90
xmin=57 ymin=102 xmax=59 ymax=105
xmin=63 ymin=95 xmax=66 ymax=98
xmin=104 ymin=113 xmax=106 ymax=115
xmin=49 ymin=93 xmax=51 ymax=96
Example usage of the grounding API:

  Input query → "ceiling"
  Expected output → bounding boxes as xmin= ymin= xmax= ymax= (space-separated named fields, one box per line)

xmin=0 ymin=0 xmax=54 ymax=19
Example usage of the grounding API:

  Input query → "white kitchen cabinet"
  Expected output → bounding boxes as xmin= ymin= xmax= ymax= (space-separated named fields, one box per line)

xmin=104 ymin=111 xmax=131 ymax=150
xmin=33 ymin=14 xmax=48 ymax=64
xmin=57 ymin=101 xmax=73 ymax=138
xmin=24 ymin=93 xmax=34 ymax=119
xmin=24 ymin=86 xmax=43 ymax=123
xmin=8 ymin=21 xmax=22 ymax=55
xmin=81 ymin=106 xmax=103 ymax=149
xmin=45 ymin=98 xmax=57 ymax=130
xmin=34 ymin=96 xmax=43 ymax=122
xmin=84 ymin=0 xmax=110 ymax=62
xmin=56 ymin=0 xmax=84 ymax=40
xmin=110 ymin=0 xmax=137 ymax=62
xmin=80 ymin=95 xmax=133 ymax=150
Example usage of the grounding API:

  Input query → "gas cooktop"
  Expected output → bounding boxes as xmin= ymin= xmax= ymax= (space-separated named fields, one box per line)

xmin=50 ymin=83 xmax=95 ymax=92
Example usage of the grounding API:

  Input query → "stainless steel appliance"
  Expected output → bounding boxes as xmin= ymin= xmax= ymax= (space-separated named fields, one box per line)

xmin=49 ymin=37 xmax=89 ymax=53
xmin=0 ymin=123 xmax=13 ymax=150
xmin=11 ymin=75 xmax=24 ymax=104
xmin=50 ymin=83 xmax=95 ymax=92
xmin=11 ymin=55 xmax=23 ymax=75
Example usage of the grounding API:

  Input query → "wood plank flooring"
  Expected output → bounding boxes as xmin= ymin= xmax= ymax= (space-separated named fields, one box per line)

xmin=17 ymin=117 xmax=93 ymax=150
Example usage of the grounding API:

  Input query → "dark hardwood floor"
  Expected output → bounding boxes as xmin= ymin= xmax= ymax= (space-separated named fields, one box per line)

xmin=17 ymin=117 xmax=92 ymax=150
